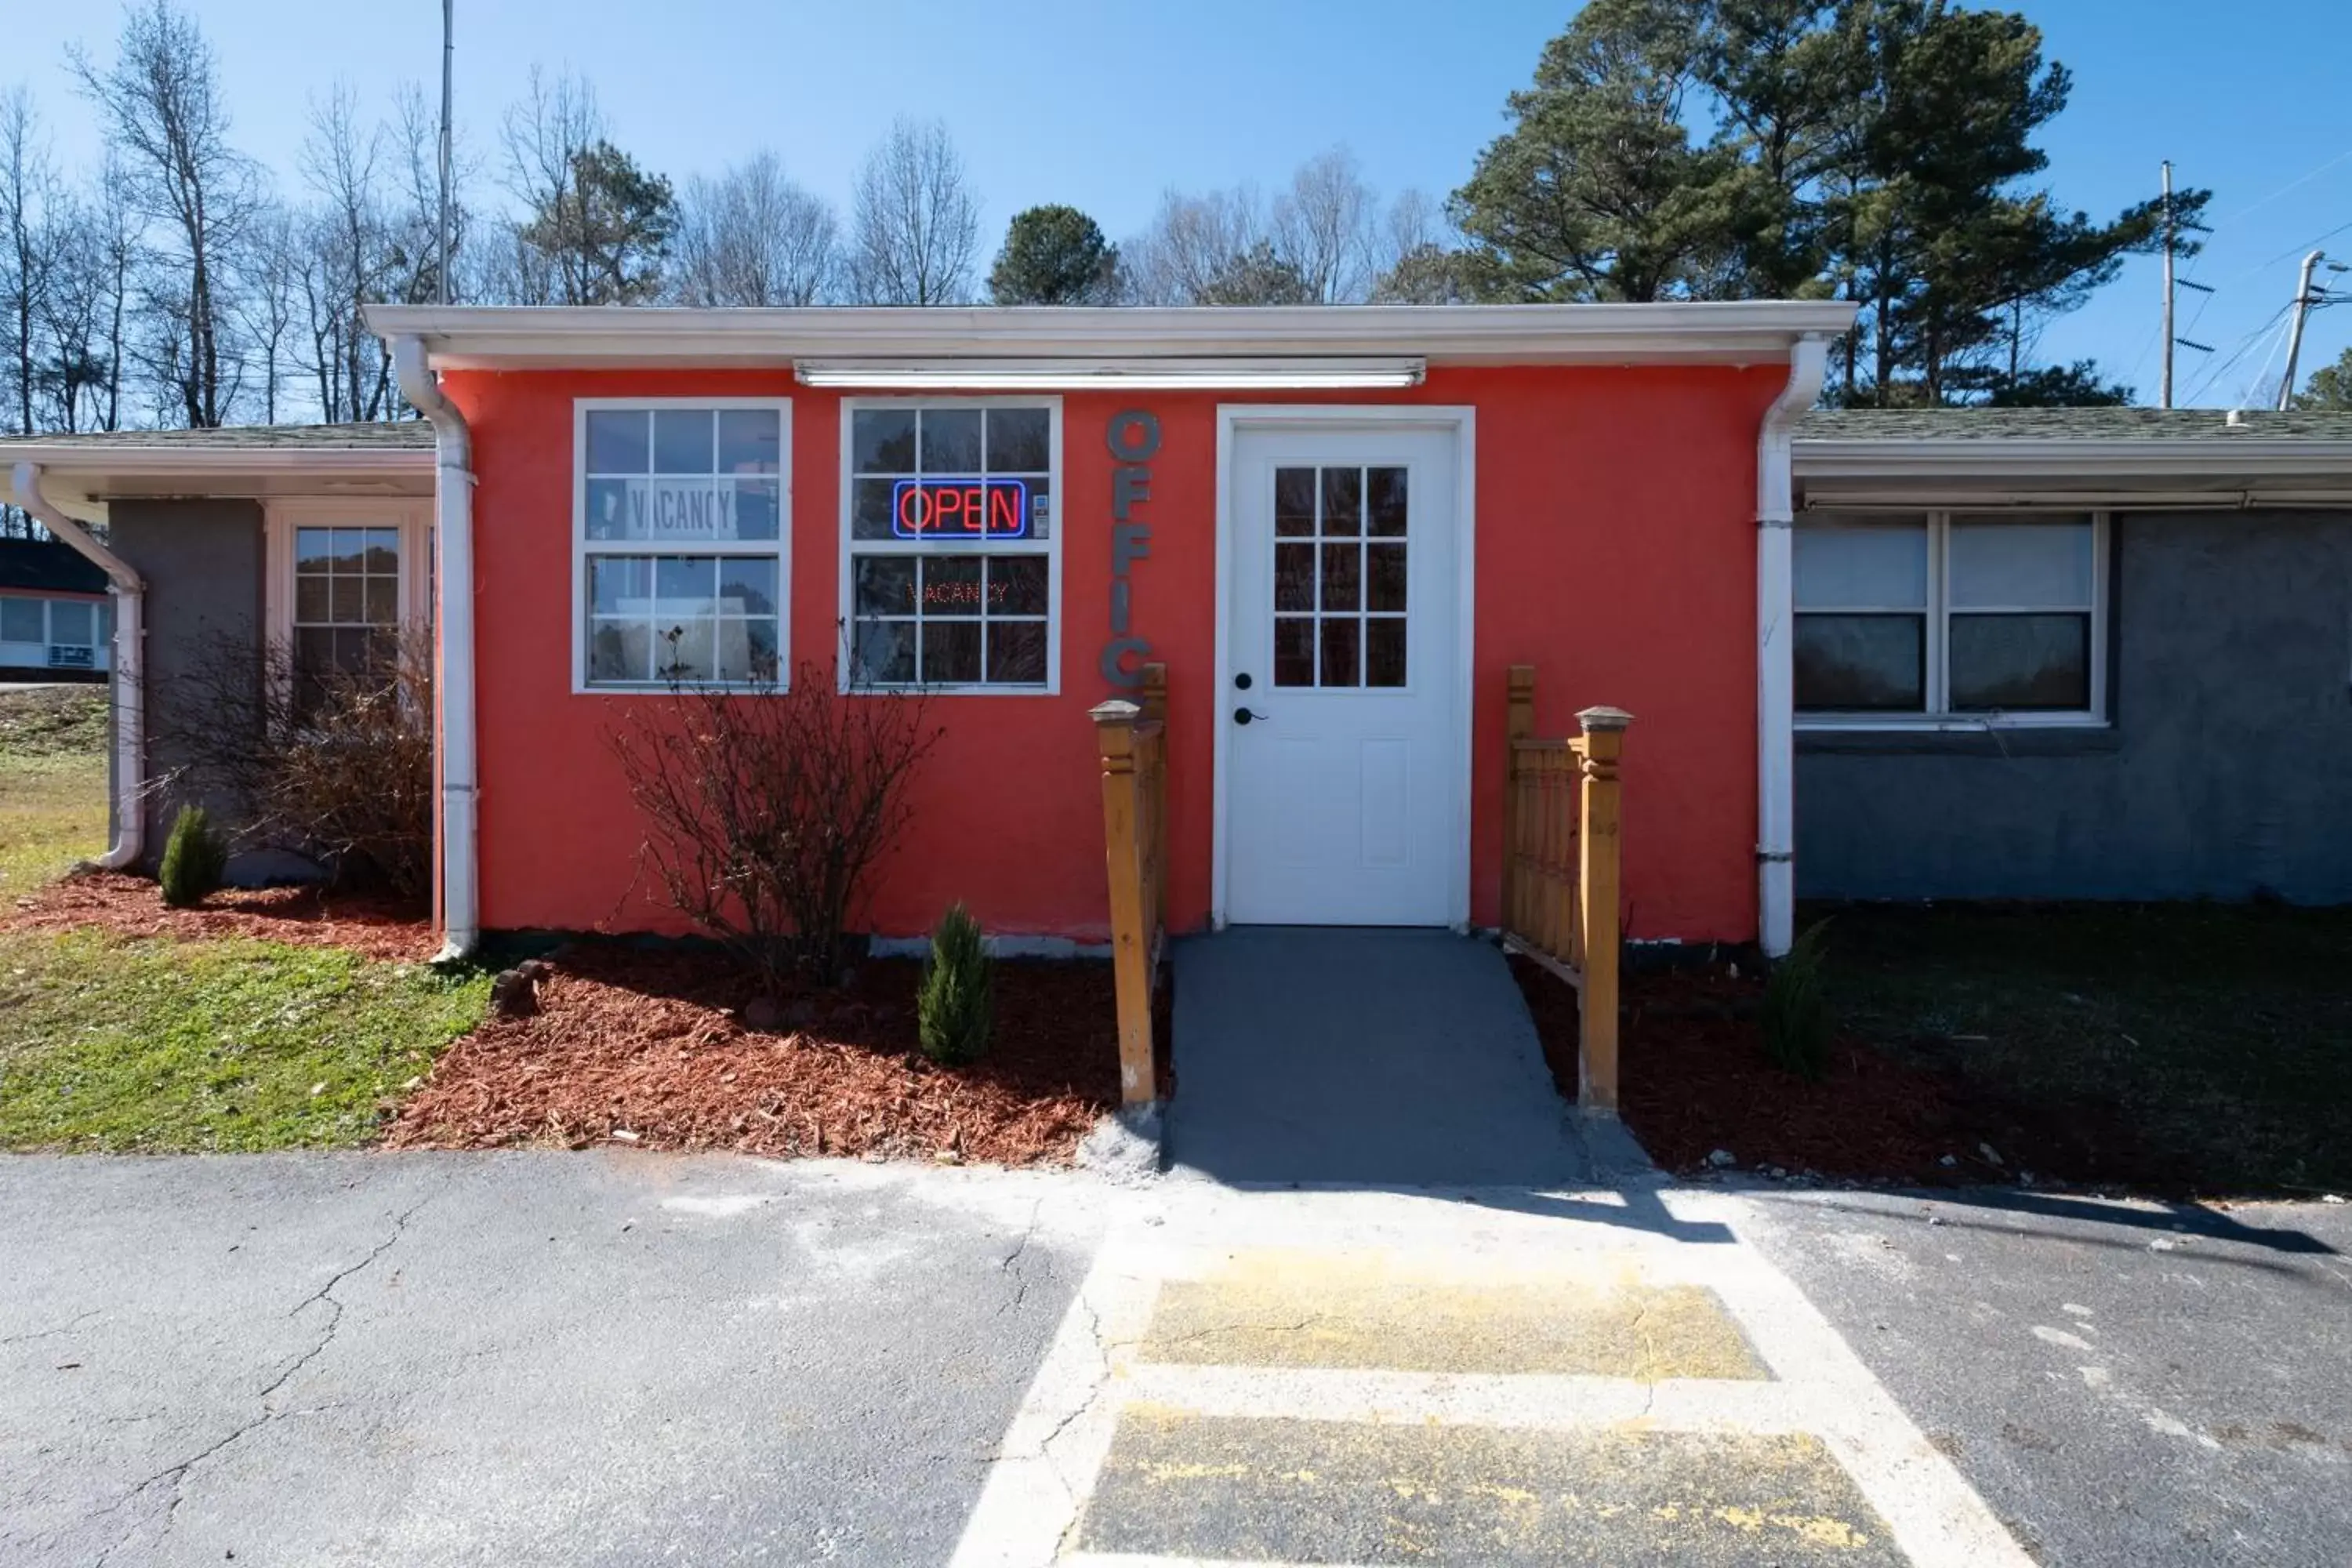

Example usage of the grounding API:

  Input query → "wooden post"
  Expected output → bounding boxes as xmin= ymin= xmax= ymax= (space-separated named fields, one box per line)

xmin=1574 ymin=706 xmax=1632 ymax=1114
xmin=1504 ymin=665 xmax=1534 ymax=938
xmin=1092 ymin=699 xmax=1156 ymax=1105
xmin=1139 ymin=662 xmax=1169 ymax=933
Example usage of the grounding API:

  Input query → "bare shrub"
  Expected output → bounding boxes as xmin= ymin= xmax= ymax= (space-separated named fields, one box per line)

xmin=607 ymin=653 xmax=944 ymax=994
xmin=152 ymin=623 xmax=434 ymax=899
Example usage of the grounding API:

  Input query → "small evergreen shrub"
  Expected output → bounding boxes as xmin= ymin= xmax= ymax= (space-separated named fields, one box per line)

xmin=158 ymin=804 xmax=228 ymax=909
xmin=1760 ymin=920 xmax=1833 ymax=1082
xmin=918 ymin=903 xmax=993 ymax=1066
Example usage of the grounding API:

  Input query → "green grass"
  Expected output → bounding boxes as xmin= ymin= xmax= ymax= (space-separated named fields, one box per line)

xmin=0 ymin=928 xmax=491 ymax=1152
xmin=0 ymin=687 xmax=111 ymax=895
xmin=1809 ymin=903 xmax=2352 ymax=1196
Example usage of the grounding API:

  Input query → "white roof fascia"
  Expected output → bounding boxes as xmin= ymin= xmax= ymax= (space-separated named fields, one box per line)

xmin=1795 ymin=437 xmax=2352 ymax=482
xmin=0 ymin=445 xmax=434 ymax=477
xmin=364 ymin=301 xmax=1861 ymax=371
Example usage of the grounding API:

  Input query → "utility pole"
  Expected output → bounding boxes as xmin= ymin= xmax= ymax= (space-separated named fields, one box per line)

xmin=2158 ymin=161 xmax=2214 ymax=408
xmin=437 ymin=0 xmax=453 ymax=307
xmin=2278 ymin=249 xmax=2345 ymax=411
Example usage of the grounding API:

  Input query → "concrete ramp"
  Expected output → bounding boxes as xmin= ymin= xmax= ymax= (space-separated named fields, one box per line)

xmin=1167 ymin=927 xmax=1593 ymax=1187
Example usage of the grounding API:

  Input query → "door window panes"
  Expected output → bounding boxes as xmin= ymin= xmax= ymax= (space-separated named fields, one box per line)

xmin=1272 ymin=464 xmax=1407 ymax=688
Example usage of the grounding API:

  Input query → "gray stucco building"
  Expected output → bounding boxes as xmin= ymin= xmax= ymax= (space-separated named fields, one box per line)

xmin=1791 ymin=407 xmax=2352 ymax=904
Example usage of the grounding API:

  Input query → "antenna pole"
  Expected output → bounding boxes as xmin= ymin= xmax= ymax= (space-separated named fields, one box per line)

xmin=2161 ymin=162 xmax=2176 ymax=409
xmin=437 ymin=0 xmax=454 ymax=307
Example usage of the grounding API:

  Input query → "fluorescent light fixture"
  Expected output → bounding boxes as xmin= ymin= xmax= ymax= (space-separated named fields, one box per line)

xmin=793 ymin=357 xmax=1425 ymax=390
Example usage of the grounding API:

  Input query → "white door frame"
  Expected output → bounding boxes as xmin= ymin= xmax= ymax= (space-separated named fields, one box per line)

xmin=1210 ymin=404 xmax=1477 ymax=930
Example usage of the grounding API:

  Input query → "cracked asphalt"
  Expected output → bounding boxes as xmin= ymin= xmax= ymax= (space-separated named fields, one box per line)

xmin=0 ymin=1152 xmax=1101 ymax=1567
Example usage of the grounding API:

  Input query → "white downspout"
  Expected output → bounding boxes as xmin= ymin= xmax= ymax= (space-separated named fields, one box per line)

xmin=1756 ymin=336 xmax=1828 ymax=958
xmin=9 ymin=461 xmax=145 ymax=870
xmin=389 ymin=336 xmax=479 ymax=960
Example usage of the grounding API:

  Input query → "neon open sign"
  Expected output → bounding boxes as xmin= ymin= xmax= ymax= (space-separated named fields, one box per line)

xmin=891 ymin=477 xmax=1033 ymax=539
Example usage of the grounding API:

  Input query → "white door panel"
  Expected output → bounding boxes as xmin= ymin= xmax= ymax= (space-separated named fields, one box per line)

xmin=1225 ymin=425 xmax=1461 ymax=926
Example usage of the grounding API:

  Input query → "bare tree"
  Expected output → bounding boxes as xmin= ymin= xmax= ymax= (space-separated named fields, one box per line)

xmin=847 ymin=118 xmax=979 ymax=306
xmin=70 ymin=0 xmax=256 ymax=427
xmin=673 ymin=151 xmax=839 ymax=306
xmin=234 ymin=204 xmax=301 ymax=423
xmin=1272 ymin=147 xmax=1376 ymax=303
xmin=1123 ymin=185 xmax=1269 ymax=305
xmin=292 ymin=85 xmax=399 ymax=422
xmin=0 ymin=89 xmax=57 ymax=441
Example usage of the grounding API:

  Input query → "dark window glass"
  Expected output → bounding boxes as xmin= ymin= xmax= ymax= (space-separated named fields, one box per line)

xmin=854 ymin=556 xmax=916 ymax=616
xmin=717 ymin=408 xmax=780 ymax=474
xmin=987 ymin=621 xmax=1048 ymax=684
xmin=1320 ymin=543 xmax=1361 ymax=612
xmin=1275 ymin=467 xmax=1316 ymax=537
xmin=1319 ymin=467 xmax=1362 ymax=536
xmin=852 ymin=619 xmax=915 ymax=684
xmin=1367 ymin=619 xmax=1406 ymax=688
xmin=989 ymin=555 xmax=1048 ymax=615
xmin=921 ymin=619 xmax=982 ymax=683
xmin=1949 ymin=614 xmax=2090 ymax=711
xmin=985 ymin=407 xmax=1051 ymax=472
xmin=920 ymin=555 xmax=985 ymax=616
xmin=1367 ymin=543 xmax=1406 ymax=612
xmin=653 ymin=409 xmax=714 ymax=474
xmin=1794 ymin=614 xmax=1926 ymax=710
xmin=1273 ymin=617 xmax=1314 ymax=687
xmin=720 ymin=558 xmax=778 ymax=616
xmin=585 ymin=409 xmax=648 ymax=474
xmin=1319 ymin=618 xmax=1361 ymax=687
xmin=920 ymin=408 xmax=982 ymax=473
xmin=1367 ymin=467 xmax=1408 ymax=537
xmin=1274 ymin=543 xmax=1315 ymax=612
xmin=853 ymin=409 xmax=916 ymax=473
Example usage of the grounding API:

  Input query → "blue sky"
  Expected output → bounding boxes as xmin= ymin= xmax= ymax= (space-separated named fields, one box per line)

xmin=9 ymin=1 xmax=2349 ymax=405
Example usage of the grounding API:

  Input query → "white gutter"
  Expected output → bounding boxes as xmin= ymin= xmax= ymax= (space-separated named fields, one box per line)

xmin=1795 ymin=437 xmax=2352 ymax=481
xmin=1804 ymin=488 xmax=2352 ymax=511
xmin=9 ymin=460 xmax=146 ymax=870
xmin=1756 ymin=336 xmax=1830 ymax=958
xmin=388 ymin=337 xmax=479 ymax=960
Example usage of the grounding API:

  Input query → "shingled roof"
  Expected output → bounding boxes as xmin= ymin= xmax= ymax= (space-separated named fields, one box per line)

xmin=0 ymin=421 xmax=434 ymax=452
xmin=1797 ymin=407 xmax=2352 ymax=443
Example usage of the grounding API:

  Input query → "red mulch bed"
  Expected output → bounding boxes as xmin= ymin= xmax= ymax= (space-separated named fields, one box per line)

xmin=6 ymin=872 xmax=435 ymax=962
xmin=1510 ymin=955 xmax=2156 ymax=1189
xmin=387 ymin=945 xmax=1120 ymax=1165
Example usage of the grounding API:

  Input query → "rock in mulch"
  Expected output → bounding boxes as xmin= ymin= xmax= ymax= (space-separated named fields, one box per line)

xmin=387 ymin=945 xmax=1120 ymax=1166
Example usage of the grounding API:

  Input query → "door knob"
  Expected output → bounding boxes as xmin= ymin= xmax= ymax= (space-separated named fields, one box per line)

xmin=1233 ymin=706 xmax=1269 ymax=725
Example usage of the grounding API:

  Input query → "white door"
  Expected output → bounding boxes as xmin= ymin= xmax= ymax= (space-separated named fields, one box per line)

xmin=1225 ymin=422 xmax=1464 ymax=926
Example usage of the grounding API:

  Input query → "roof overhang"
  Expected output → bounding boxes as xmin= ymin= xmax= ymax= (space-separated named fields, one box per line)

xmin=365 ymin=302 xmax=1861 ymax=372
xmin=1795 ymin=436 xmax=2352 ymax=509
xmin=0 ymin=444 xmax=434 ymax=518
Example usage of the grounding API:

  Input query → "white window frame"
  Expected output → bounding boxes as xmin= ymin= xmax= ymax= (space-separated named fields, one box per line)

xmin=1794 ymin=509 xmax=2109 ymax=731
xmin=265 ymin=498 xmax=434 ymax=651
xmin=571 ymin=396 xmax=794 ymax=695
xmin=836 ymin=394 xmax=1063 ymax=697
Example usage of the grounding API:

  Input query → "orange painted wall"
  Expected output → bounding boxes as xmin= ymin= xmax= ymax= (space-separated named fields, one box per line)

xmin=441 ymin=362 xmax=1780 ymax=947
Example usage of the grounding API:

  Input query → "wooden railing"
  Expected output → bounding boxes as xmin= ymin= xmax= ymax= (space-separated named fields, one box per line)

xmin=1501 ymin=664 xmax=1632 ymax=1114
xmin=1091 ymin=662 xmax=1169 ymax=1105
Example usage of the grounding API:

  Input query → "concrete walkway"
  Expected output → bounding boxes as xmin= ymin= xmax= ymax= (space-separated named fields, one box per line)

xmin=1166 ymin=927 xmax=1595 ymax=1188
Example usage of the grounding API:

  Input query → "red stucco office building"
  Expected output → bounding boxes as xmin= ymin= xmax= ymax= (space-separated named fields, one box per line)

xmin=365 ymin=303 xmax=1853 ymax=959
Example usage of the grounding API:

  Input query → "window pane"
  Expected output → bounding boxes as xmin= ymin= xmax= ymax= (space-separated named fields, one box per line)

xmin=921 ymin=554 xmax=984 ymax=616
xmin=295 ymin=527 xmax=340 ymax=564
xmin=1320 ymin=543 xmax=1361 ymax=612
xmin=586 ymin=409 xmax=650 ymax=474
xmin=717 ymin=408 xmax=781 ymax=474
xmin=1794 ymin=613 xmax=1925 ymax=710
xmin=1367 ymin=618 xmax=1406 ymax=688
xmin=989 ymin=555 xmax=1047 ymax=616
xmin=720 ymin=557 xmax=779 ymax=615
xmin=1948 ymin=519 xmax=2093 ymax=609
xmin=853 ymin=409 xmax=917 ymax=474
xmin=1273 ymin=617 xmax=1314 ymax=687
xmin=1319 ymin=618 xmax=1360 ymax=687
xmin=854 ymin=556 xmax=916 ymax=617
xmin=2 ymin=598 xmax=42 ymax=642
xmin=920 ymin=408 xmax=982 ymax=473
xmin=49 ymin=601 xmax=93 ymax=644
xmin=852 ymin=477 xmax=898 ymax=540
xmin=585 ymin=478 xmax=634 ymax=540
xmin=294 ymin=575 xmax=329 ymax=622
xmin=659 ymin=620 xmax=715 ymax=681
xmin=715 ymin=617 xmax=780 ymax=683
xmin=1367 ymin=543 xmax=1406 ymax=612
xmin=1274 ymin=543 xmax=1315 ymax=612
xmin=1319 ymin=467 xmax=1362 ymax=536
xmin=590 ymin=556 xmax=651 ymax=614
xmin=986 ymin=620 xmax=1048 ymax=684
xmin=985 ymin=407 xmax=1050 ymax=472
xmin=852 ymin=619 xmax=915 ymax=684
xmin=331 ymin=576 xmax=365 ymax=624
xmin=365 ymin=528 xmax=400 ymax=565
xmin=655 ymin=556 xmax=717 ymax=615
xmin=921 ymin=620 xmax=982 ymax=683
xmin=1795 ymin=522 xmax=1928 ymax=609
xmin=1949 ymin=614 xmax=2090 ymax=711
xmin=654 ymin=408 xmax=715 ymax=474
xmin=732 ymin=479 xmax=780 ymax=542
xmin=364 ymin=579 xmax=399 ymax=625
xmin=1367 ymin=467 xmax=1408 ymax=537
xmin=1275 ymin=467 xmax=1316 ymax=537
